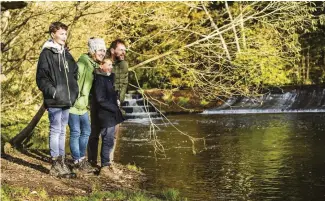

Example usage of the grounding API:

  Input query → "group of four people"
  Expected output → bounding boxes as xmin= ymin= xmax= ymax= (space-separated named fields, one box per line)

xmin=36 ymin=21 xmax=128 ymax=178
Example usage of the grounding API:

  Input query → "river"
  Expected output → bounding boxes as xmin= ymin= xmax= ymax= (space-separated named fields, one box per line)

xmin=116 ymin=113 xmax=325 ymax=200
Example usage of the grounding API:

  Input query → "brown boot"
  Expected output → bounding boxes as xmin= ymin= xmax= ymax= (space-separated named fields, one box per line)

xmin=77 ymin=159 xmax=96 ymax=174
xmin=58 ymin=156 xmax=77 ymax=178
xmin=100 ymin=166 xmax=119 ymax=180
xmin=49 ymin=157 xmax=65 ymax=178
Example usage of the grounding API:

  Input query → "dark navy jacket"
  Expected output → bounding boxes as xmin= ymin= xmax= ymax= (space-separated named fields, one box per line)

xmin=91 ymin=70 xmax=124 ymax=128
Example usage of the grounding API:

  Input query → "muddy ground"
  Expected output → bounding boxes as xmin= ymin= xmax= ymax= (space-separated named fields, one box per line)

xmin=1 ymin=145 xmax=147 ymax=198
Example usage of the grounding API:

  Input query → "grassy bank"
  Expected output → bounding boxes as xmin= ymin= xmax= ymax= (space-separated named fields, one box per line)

xmin=1 ymin=184 xmax=186 ymax=201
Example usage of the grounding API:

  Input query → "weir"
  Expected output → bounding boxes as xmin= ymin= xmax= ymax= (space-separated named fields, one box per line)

xmin=122 ymin=93 xmax=161 ymax=119
xmin=203 ymin=85 xmax=325 ymax=114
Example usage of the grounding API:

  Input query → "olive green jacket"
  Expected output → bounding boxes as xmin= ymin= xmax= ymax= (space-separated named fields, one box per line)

xmin=69 ymin=54 xmax=99 ymax=115
xmin=113 ymin=60 xmax=128 ymax=103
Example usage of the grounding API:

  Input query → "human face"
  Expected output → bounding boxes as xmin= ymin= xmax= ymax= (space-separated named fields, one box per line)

xmin=101 ymin=60 xmax=113 ymax=73
xmin=51 ymin=28 xmax=67 ymax=46
xmin=111 ymin=43 xmax=126 ymax=61
xmin=94 ymin=49 xmax=106 ymax=62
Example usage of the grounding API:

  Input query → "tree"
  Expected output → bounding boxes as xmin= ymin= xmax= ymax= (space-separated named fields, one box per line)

xmin=9 ymin=104 xmax=45 ymax=148
xmin=1 ymin=2 xmax=322 ymax=151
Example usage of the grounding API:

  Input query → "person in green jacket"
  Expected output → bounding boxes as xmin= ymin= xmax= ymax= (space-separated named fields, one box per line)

xmin=107 ymin=39 xmax=128 ymax=105
xmin=68 ymin=37 xmax=106 ymax=172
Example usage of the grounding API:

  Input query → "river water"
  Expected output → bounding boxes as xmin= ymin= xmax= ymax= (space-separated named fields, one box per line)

xmin=115 ymin=113 xmax=325 ymax=200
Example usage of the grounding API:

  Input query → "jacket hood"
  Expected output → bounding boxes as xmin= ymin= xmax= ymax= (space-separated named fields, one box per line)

xmin=42 ymin=39 xmax=64 ymax=54
xmin=94 ymin=68 xmax=114 ymax=77
xmin=79 ymin=53 xmax=97 ymax=66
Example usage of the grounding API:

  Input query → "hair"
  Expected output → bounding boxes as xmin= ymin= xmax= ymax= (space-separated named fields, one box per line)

xmin=106 ymin=39 xmax=126 ymax=57
xmin=101 ymin=58 xmax=113 ymax=65
xmin=109 ymin=39 xmax=126 ymax=50
xmin=49 ymin=22 xmax=68 ymax=34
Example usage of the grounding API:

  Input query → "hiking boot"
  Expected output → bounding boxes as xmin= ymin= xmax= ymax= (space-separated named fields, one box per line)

xmin=49 ymin=157 xmax=65 ymax=178
xmin=100 ymin=166 xmax=119 ymax=180
xmin=88 ymin=160 xmax=100 ymax=169
xmin=77 ymin=159 xmax=96 ymax=173
xmin=58 ymin=156 xmax=77 ymax=178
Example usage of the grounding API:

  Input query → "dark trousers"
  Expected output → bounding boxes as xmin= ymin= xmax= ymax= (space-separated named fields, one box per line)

xmin=88 ymin=125 xmax=115 ymax=167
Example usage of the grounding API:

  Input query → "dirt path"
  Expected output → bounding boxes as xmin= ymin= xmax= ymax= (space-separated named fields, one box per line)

xmin=1 ymin=148 xmax=146 ymax=197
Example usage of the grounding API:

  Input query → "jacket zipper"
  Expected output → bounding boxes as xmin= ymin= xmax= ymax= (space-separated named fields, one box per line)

xmin=63 ymin=56 xmax=72 ymax=105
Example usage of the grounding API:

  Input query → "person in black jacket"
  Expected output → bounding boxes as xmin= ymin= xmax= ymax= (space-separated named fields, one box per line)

xmin=36 ymin=22 xmax=78 ymax=178
xmin=88 ymin=58 xmax=124 ymax=175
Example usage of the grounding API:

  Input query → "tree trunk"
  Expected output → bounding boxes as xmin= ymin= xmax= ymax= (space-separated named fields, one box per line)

xmin=306 ymin=47 xmax=310 ymax=81
xmin=240 ymin=3 xmax=247 ymax=50
xmin=301 ymin=54 xmax=305 ymax=84
xmin=202 ymin=4 xmax=231 ymax=61
xmin=323 ymin=50 xmax=325 ymax=68
xmin=225 ymin=1 xmax=241 ymax=53
xmin=10 ymin=104 xmax=46 ymax=148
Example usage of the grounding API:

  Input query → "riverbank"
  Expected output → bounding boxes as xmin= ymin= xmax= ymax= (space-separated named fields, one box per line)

xmin=1 ymin=146 xmax=184 ymax=200
xmin=144 ymin=88 xmax=222 ymax=114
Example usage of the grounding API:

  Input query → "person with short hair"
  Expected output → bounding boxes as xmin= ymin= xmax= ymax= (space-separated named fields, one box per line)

xmin=107 ymin=39 xmax=128 ymax=104
xmin=36 ymin=21 xmax=79 ymax=178
xmin=88 ymin=58 xmax=124 ymax=175
xmin=105 ymin=39 xmax=128 ymax=165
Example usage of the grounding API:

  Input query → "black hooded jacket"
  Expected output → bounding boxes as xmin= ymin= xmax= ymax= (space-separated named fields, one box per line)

xmin=36 ymin=41 xmax=79 ymax=108
xmin=91 ymin=69 xmax=124 ymax=128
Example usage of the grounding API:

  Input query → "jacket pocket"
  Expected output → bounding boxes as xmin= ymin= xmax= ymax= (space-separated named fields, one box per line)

xmin=54 ymin=85 xmax=68 ymax=104
xmin=43 ymin=86 xmax=56 ymax=99
xmin=73 ymin=95 xmax=88 ymax=110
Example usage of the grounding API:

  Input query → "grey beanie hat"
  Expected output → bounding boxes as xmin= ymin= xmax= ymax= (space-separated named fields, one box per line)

xmin=88 ymin=38 xmax=106 ymax=54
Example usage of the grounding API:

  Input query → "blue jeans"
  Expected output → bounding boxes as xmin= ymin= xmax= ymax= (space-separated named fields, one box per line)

xmin=100 ymin=126 xmax=116 ymax=167
xmin=68 ymin=112 xmax=91 ymax=161
xmin=48 ymin=107 xmax=69 ymax=158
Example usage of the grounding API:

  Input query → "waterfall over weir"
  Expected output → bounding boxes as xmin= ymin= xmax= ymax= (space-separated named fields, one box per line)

xmin=203 ymin=86 xmax=325 ymax=114
xmin=122 ymin=93 xmax=161 ymax=119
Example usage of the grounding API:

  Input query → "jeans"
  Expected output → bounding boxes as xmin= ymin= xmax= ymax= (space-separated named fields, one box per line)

xmin=48 ymin=107 xmax=69 ymax=158
xmin=68 ymin=112 xmax=91 ymax=161
xmin=88 ymin=126 xmax=115 ymax=167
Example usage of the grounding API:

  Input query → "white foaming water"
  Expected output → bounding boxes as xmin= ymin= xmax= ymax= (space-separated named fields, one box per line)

xmin=202 ymin=109 xmax=325 ymax=115
xmin=203 ymin=89 xmax=325 ymax=114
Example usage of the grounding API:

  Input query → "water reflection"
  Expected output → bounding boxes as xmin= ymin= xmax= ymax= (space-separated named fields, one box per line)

xmin=7 ymin=114 xmax=323 ymax=200
xmin=116 ymin=114 xmax=325 ymax=200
